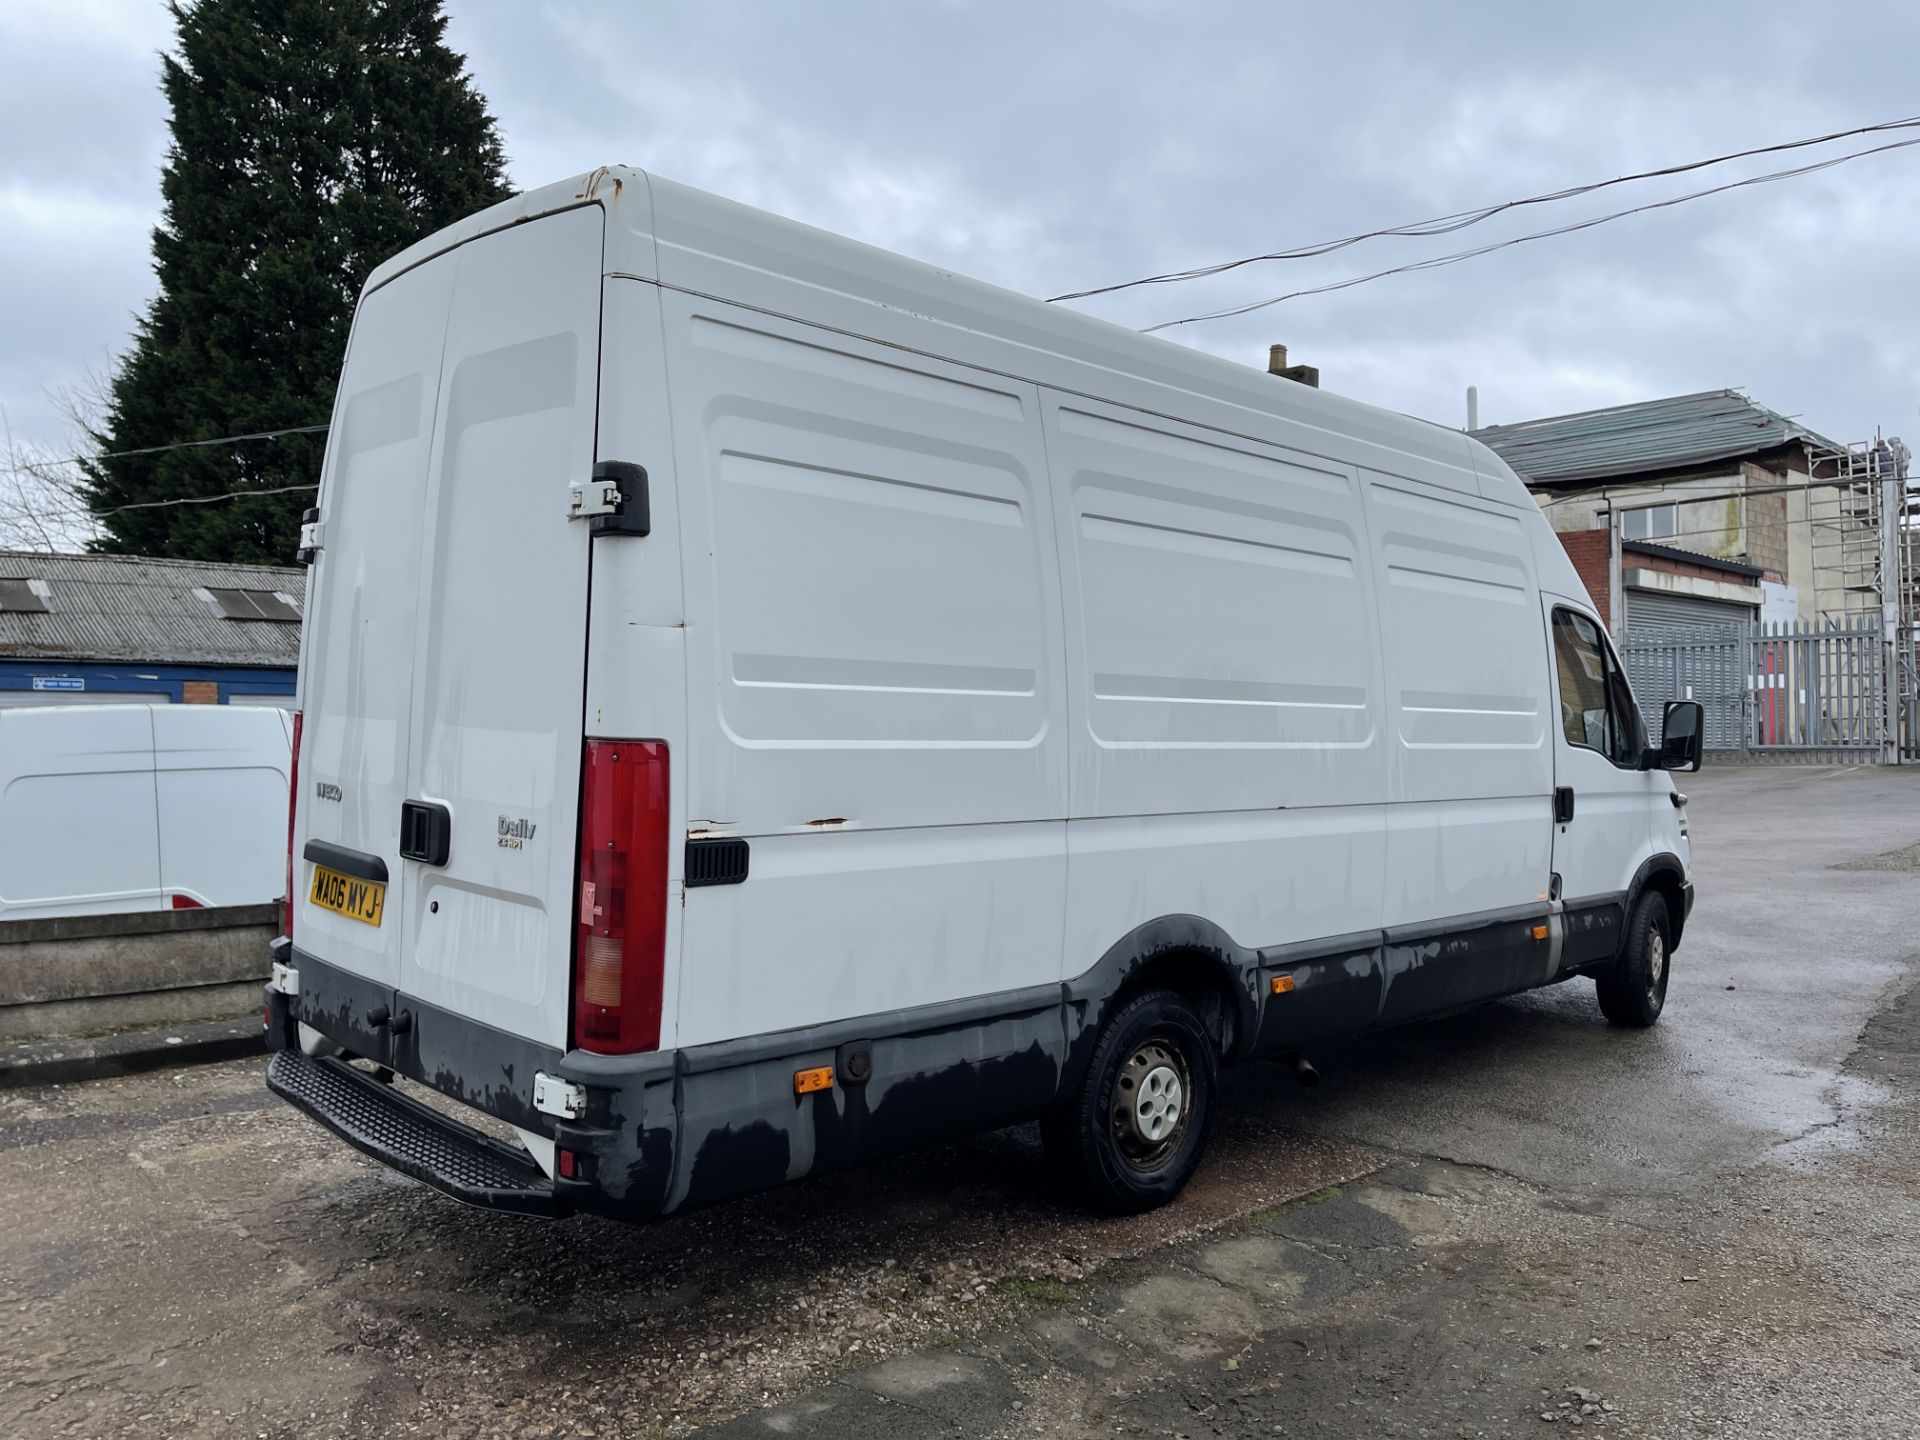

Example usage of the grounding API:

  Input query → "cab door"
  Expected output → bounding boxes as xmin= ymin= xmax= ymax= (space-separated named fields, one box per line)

xmin=1546 ymin=601 xmax=1657 ymax=965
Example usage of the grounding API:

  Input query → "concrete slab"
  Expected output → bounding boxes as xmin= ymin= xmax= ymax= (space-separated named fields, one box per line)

xmin=701 ymin=1383 xmax=952 ymax=1439
xmin=840 ymin=1348 xmax=1024 ymax=1428
xmin=1107 ymin=1270 xmax=1264 ymax=1363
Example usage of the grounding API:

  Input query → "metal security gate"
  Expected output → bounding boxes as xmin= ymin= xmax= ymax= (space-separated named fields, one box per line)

xmin=1620 ymin=623 xmax=1749 ymax=750
xmin=1620 ymin=618 xmax=1885 ymax=764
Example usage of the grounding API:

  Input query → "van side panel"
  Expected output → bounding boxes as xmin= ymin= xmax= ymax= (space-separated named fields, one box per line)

xmin=1362 ymin=470 xmax=1554 ymax=1013
xmin=1044 ymin=394 xmax=1388 ymax=994
xmin=1366 ymin=471 xmax=1554 ymax=918
xmin=660 ymin=294 xmax=1070 ymax=1050
xmin=152 ymin=705 xmax=290 ymax=907
xmin=0 ymin=707 xmax=161 ymax=918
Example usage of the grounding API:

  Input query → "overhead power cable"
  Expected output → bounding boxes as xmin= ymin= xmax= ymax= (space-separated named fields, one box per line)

xmin=1050 ymin=112 xmax=1920 ymax=304
xmin=1141 ymin=133 xmax=1920 ymax=332
xmin=91 ymin=481 xmax=320 ymax=518
xmin=11 ymin=421 xmax=330 ymax=477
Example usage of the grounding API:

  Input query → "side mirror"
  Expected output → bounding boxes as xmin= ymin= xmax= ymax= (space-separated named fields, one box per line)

xmin=1658 ymin=700 xmax=1704 ymax=773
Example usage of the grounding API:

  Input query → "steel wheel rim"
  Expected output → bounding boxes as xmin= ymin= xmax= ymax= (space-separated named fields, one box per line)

xmin=1113 ymin=1039 xmax=1191 ymax=1172
xmin=1648 ymin=929 xmax=1667 ymax=995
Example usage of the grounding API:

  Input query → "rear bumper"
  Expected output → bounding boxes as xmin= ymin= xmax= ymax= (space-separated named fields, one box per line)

xmin=267 ymin=1048 xmax=566 ymax=1218
xmin=269 ymin=947 xmax=679 ymax=1221
xmin=269 ymin=947 xmax=1061 ymax=1224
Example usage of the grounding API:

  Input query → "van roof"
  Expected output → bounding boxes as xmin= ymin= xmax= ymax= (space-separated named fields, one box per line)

xmin=366 ymin=167 xmax=1507 ymax=492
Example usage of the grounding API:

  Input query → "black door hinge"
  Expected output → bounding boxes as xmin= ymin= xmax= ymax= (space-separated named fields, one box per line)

xmin=588 ymin=461 xmax=650 ymax=538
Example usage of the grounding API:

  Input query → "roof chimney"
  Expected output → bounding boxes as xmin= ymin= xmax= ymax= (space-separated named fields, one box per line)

xmin=1266 ymin=343 xmax=1319 ymax=389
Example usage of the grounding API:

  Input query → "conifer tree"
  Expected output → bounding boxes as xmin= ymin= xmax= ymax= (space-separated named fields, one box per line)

xmin=86 ymin=0 xmax=511 ymax=562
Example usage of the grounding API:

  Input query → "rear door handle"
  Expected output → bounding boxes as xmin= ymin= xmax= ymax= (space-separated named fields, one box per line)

xmin=1554 ymin=786 xmax=1576 ymax=824
xmin=399 ymin=800 xmax=451 ymax=866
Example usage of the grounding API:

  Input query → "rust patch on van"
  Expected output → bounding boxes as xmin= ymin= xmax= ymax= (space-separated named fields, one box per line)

xmin=575 ymin=166 xmax=624 ymax=203
xmin=805 ymin=817 xmax=849 ymax=829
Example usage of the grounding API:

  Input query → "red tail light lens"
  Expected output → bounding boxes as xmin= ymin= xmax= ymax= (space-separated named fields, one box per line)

xmin=283 ymin=710 xmax=302 ymax=942
xmin=169 ymin=894 xmax=205 ymax=910
xmin=573 ymin=739 xmax=669 ymax=1054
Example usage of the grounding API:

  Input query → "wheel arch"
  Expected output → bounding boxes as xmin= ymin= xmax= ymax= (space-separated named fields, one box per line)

xmin=1628 ymin=852 xmax=1689 ymax=948
xmin=1060 ymin=915 xmax=1261 ymax=1096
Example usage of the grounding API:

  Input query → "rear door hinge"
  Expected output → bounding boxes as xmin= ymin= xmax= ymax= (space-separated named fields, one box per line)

xmin=567 ymin=461 xmax=650 ymax=537
xmin=296 ymin=507 xmax=323 ymax=565
xmin=532 ymin=1072 xmax=587 ymax=1120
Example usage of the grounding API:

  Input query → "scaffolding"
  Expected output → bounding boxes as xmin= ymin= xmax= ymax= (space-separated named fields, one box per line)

xmin=1807 ymin=438 xmax=1895 ymax=621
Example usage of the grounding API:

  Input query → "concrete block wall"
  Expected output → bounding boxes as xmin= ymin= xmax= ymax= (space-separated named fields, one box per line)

xmin=0 ymin=904 xmax=277 ymax=1040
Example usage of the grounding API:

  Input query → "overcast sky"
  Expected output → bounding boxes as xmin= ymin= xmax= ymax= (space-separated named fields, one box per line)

xmin=4 ymin=0 xmax=1917 ymax=468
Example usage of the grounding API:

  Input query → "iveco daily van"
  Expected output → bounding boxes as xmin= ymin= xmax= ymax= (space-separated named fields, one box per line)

xmin=265 ymin=167 xmax=1702 ymax=1218
xmin=1 ymin=703 xmax=292 ymax=919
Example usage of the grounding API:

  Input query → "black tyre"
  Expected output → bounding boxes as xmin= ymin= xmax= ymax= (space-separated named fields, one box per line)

xmin=1043 ymin=988 xmax=1217 ymax=1213
xmin=1596 ymin=890 xmax=1672 ymax=1028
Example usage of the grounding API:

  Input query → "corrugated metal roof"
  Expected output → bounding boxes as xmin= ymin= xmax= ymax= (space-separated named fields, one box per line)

xmin=0 ymin=551 xmax=304 ymax=666
xmin=1472 ymin=389 xmax=1847 ymax=486
xmin=1622 ymin=538 xmax=1763 ymax=579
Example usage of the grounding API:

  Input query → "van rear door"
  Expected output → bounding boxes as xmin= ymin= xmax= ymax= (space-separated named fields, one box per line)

xmin=300 ymin=205 xmax=605 ymax=1054
xmin=395 ymin=206 xmax=604 ymax=1051
xmin=297 ymin=256 xmax=452 ymax=996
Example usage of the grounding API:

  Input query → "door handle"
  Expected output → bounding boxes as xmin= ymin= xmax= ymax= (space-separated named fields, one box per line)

xmin=1554 ymin=787 xmax=1576 ymax=824
xmin=399 ymin=800 xmax=451 ymax=866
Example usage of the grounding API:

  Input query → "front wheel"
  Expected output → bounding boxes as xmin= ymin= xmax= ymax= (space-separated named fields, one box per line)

xmin=1043 ymin=989 xmax=1217 ymax=1213
xmin=1596 ymin=890 xmax=1672 ymax=1027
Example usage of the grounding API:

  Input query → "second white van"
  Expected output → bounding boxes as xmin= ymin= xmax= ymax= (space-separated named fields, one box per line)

xmin=0 ymin=703 xmax=292 ymax=919
xmin=266 ymin=168 xmax=1701 ymax=1219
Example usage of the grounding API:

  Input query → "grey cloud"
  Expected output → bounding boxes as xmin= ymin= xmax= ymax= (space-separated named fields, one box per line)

xmin=4 ymin=0 xmax=1917 ymax=466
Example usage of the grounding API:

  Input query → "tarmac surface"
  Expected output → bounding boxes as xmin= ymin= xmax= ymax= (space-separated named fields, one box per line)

xmin=3 ymin=764 xmax=1917 ymax=1439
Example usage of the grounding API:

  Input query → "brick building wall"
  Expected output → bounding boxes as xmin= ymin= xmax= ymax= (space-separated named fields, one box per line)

xmin=1557 ymin=529 xmax=1611 ymax=620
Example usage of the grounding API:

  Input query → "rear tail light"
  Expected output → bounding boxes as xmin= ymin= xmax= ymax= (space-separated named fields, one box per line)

xmin=283 ymin=710 xmax=302 ymax=942
xmin=169 ymin=894 xmax=205 ymax=910
xmin=572 ymin=739 xmax=669 ymax=1054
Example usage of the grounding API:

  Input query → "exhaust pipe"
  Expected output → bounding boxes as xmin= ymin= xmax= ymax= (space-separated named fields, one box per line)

xmin=1294 ymin=1055 xmax=1320 ymax=1088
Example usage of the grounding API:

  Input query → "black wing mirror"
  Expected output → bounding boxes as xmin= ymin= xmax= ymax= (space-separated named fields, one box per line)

xmin=1657 ymin=700 xmax=1704 ymax=772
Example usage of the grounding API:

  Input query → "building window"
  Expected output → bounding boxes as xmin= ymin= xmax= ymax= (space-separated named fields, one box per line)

xmin=1620 ymin=503 xmax=1677 ymax=541
xmin=203 ymin=587 xmax=302 ymax=622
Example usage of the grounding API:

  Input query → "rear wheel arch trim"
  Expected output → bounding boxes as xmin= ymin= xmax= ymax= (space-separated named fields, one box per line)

xmin=1063 ymin=915 xmax=1261 ymax=1085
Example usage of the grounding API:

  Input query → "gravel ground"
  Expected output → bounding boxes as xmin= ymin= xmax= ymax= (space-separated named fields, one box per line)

xmin=3 ymin=764 xmax=1918 ymax=1439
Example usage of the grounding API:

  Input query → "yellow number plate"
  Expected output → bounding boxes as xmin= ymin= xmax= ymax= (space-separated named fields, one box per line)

xmin=309 ymin=865 xmax=385 ymax=927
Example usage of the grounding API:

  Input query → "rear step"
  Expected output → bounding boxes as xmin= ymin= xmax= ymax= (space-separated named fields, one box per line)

xmin=267 ymin=1049 xmax=565 ymax=1217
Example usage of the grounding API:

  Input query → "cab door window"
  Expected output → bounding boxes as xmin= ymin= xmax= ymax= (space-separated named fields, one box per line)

xmin=1551 ymin=608 xmax=1643 ymax=766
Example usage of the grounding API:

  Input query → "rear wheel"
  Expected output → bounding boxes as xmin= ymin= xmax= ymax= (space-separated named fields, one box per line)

xmin=1596 ymin=890 xmax=1672 ymax=1027
xmin=1043 ymin=989 xmax=1216 ymax=1213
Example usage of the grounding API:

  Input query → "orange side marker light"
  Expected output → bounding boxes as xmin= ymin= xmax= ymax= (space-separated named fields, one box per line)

xmin=793 ymin=1065 xmax=834 ymax=1095
xmin=1532 ymin=924 xmax=1550 ymax=941
xmin=1271 ymin=974 xmax=1296 ymax=995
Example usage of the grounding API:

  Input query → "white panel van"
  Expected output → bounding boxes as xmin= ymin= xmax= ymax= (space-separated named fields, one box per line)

xmin=265 ymin=169 xmax=1702 ymax=1219
xmin=0 ymin=703 xmax=292 ymax=919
